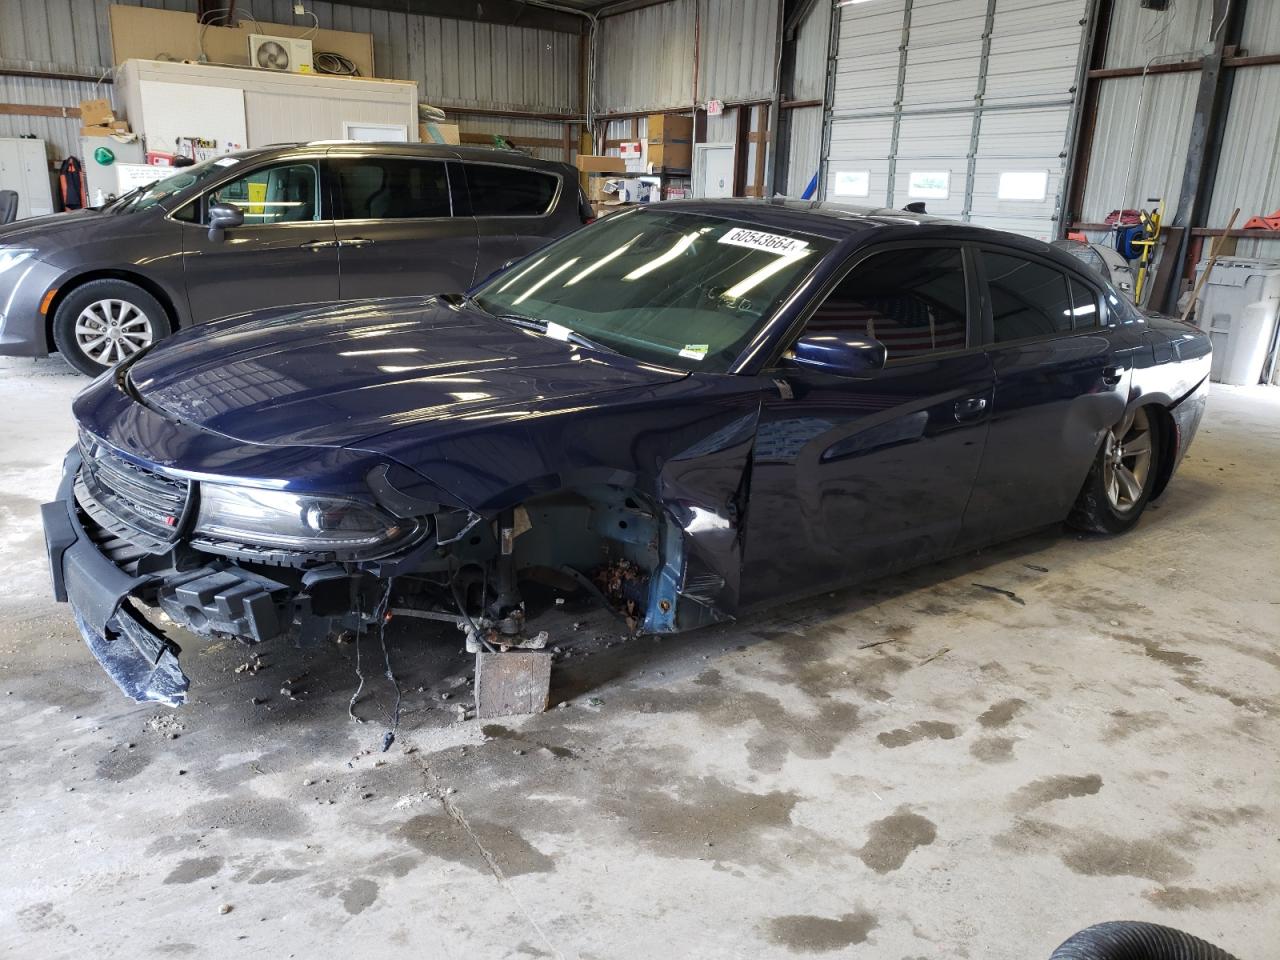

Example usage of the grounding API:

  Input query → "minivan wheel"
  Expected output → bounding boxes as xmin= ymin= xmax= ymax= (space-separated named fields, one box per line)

xmin=52 ymin=279 xmax=171 ymax=376
xmin=1067 ymin=405 xmax=1160 ymax=535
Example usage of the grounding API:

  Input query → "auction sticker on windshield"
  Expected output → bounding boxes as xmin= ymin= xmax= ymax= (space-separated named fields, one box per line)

xmin=718 ymin=227 xmax=809 ymax=256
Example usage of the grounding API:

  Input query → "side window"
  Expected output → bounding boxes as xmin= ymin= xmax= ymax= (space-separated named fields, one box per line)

xmin=984 ymin=251 xmax=1074 ymax=342
xmin=1068 ymin=277 xmax=1100 ymax=329
xmin=465 ymin=165 xmax=559 ymax=216
xmin=209 ymin=163 xmax=319 ymax=225
xmin=332 ymin=158 xmax=451 ymax=220
xmin=805 ymin=246 xmax=969 ymax=360
xmin=171 ymin=200 xmax=199 ymax=224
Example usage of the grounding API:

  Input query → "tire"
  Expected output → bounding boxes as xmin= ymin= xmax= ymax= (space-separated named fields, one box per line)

xmin=1068 ymin=404 xmax=1161 ymax=535
xmin=1049 ymin=920 xmax=1240 ymax=960
xmin=52 ymin=279 xmax=171 ymax=376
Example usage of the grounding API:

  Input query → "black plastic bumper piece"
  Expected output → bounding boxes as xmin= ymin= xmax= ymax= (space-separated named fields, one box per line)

xmin=42 ymin=449 xmax=190 ymax=706
xmin=158 ymin=567 xmax=290 ymax=644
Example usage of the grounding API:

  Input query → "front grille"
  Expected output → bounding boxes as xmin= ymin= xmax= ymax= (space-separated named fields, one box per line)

xmin=75 ymin=434 xmax=191 ymax=552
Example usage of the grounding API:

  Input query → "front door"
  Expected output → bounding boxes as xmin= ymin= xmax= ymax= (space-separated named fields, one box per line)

xmin=180 ymin=159 xmax=339 ymax=321
xmin=327 ymin=154 xmax=478 ymax=298
xmin=741 ymin=244 xmax=994 ymax=607
xmin=959 ymin=247 xmax=1133 ymax=545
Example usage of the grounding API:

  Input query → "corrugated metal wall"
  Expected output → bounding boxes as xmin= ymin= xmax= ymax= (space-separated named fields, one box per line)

xmin=2 ymin=0 xmax=581 ymax=163
xmin=1207 ymin=6 xmax=1280 ymax=251
xmin=792 ymin=0 xmax=832 ymax=102
xmin=594 ymin=0 xmax=695 ymax=114
xmin=0 ymin=74 xmax=108 ymax=164
xmin=594 ymin=0 xmax=780 ymax=114
xmin=786 ymin=105 xmax=822 ymax=196
xmin=1079 ymin=0 xmax=1280 ymax=237
xmin=1078 ymin=72 xmax=1199 ymax=224
xmin=824 ymin=0 xmax=1089 ymax=239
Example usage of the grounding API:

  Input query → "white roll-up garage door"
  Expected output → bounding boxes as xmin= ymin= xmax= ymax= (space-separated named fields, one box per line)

xmin=822 ymin=0 xmax=1090 ymax=241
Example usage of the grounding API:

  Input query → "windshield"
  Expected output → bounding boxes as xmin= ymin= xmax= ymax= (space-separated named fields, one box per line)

xmin=110 ymin=156 xmax=242 ymax=213
xmin=474 ymin=209 xmax=835 ymax=372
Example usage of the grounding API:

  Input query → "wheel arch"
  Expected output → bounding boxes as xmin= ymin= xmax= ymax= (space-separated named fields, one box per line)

xmin=44 ymin=269 xmax=183 ymax=352
xmin=1146 ymin=401 xmax=1179 ymax=501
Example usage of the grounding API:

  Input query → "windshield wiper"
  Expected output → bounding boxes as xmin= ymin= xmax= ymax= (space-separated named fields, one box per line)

xmin=477 ymin=304 xmax=619 ymax=355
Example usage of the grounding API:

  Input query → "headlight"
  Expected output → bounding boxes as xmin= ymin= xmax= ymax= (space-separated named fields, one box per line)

xmin=193 ymin=483 xmax=421 ymax=559
xmin=0 ymin=248 xmax=35 ymax=275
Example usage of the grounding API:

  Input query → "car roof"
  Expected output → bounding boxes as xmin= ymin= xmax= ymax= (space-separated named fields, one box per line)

xmin=641 ymin=198 xmax=1062 ymax=259
xmin=228 ymin=141 xmax=572 ymax=172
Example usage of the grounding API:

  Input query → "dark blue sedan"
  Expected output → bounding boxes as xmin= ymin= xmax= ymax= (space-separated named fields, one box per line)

xmin=42 ymin=201 xmax=1211 ymax=705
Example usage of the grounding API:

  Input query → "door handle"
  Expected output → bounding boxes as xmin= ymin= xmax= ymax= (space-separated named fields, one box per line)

xmin=1102 ymin=364 xmax=1125 ymax=385
xmin=339 ymin=238 xmax=375 ymax=248
xmin=954 ymin=396 xmax=989 ymax=422
xmin=300 ymin=239 xmax=338 ymax=250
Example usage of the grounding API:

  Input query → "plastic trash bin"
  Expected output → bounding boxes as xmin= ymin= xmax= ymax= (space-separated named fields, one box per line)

xmin=1193 ymin=257 xmax=1280 ymax=385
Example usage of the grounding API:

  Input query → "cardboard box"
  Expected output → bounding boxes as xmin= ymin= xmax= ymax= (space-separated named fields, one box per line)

xmin=647 ymin=113 xmax=693 ymax=171
xmin=80 ymin=119 xmax=131 ymax=138
xmin=575 ymin=154 xmax=626 ymax=174
xmin=419 ymin=121 xmax=460 ymax=145
xmin=80 ymin=98 xmax=115 ymax=127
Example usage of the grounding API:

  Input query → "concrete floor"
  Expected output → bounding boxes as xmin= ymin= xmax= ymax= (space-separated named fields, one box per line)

xmin=1 ymin=354 xmax=1276 ymax=960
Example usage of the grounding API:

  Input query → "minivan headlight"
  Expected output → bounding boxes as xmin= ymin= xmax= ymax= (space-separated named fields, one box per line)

xmin=194 ymin=483 xmax=419 ymax=558
xmin=0 ymin=248 xmax=35 ymax=275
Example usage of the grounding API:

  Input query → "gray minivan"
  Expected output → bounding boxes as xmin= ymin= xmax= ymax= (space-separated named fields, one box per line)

xmin=0 ymin=142 xmax=591 ymax=374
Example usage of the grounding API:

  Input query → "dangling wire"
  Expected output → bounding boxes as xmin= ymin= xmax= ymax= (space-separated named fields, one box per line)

xmin=347 ymin=586 xmax=367 ymax=724
xmin=374 ymin=580 xmax=401 ymax=751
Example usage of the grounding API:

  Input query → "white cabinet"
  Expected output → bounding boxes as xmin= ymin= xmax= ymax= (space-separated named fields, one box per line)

xmin=0 ymin=138 xmax=54 ymax=219
xmin=115 ymin=59 xmax=419 ymax=154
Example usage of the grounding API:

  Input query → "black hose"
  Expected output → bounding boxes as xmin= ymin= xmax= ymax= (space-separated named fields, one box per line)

xmin=1050 ymin=922 xmax=1241 ymax=960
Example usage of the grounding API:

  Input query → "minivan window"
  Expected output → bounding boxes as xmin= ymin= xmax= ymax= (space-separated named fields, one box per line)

xmin=210 ymin=162 xmax=320 ymax=224
xmin=807 ymin=247 xmax=969 ymax=361
xmin=466 ymin=165 xmax=558 ymax=216
xmin=984 ymin=251 xmax=1074 ymax=342
xmin=333 ymin=157 xmax=451 ymax=220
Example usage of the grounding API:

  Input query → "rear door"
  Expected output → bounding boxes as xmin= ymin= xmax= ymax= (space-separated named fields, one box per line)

xmin=179 ymin=159 xmax=339 ymax=321
xmin=959 ymin=247 xmax=1131 ymax=544
xmin=459 ymin=161 xmax=568 ymax=284
xmin=741 ymin=243 xmax=994 ymax=605
xmin=327 ymin=154 xmax=478 ymax=297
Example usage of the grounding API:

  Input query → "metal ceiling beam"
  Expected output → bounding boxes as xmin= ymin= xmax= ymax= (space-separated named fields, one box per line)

xmin=318 ymin=0 xmax=590 ymax=34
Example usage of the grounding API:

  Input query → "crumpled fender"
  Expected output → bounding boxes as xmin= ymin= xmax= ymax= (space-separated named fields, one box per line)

xmin=650 ymin=409 xmax=760 ymax=632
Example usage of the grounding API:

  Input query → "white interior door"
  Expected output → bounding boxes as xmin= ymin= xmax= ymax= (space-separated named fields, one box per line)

xmin=697 ymin=144 xmax=735 ymax=198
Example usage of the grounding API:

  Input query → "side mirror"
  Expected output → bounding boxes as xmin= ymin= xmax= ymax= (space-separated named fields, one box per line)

xmin=785 ymin=333 xmax=887 ymax=376
xmin=207 ymin=202 xmax=244 ymax=242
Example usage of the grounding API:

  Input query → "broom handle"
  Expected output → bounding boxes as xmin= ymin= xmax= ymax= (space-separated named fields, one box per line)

xmin=1180 ymin=207 xmax=1241 ymax=324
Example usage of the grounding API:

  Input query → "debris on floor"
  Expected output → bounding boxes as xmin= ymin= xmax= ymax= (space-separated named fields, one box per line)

xmin=972 ymin=583 xmax=1026 ymax=605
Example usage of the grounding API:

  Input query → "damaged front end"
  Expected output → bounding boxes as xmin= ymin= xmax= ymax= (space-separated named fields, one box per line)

xmin=42 ymin=426 xmax=752 ymax=708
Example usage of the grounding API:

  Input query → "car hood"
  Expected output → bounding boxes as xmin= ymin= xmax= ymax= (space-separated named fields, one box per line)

xmin=0 ymin=208 xmax=105 ymax=246
xmin=127 ymin=297 xmax=688 ymax=448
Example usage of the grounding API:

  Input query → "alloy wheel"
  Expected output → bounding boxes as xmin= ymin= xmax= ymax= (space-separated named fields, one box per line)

xmin=74 ymin=298 xmax=154 ymax=366
xmin=1102 ymin=406 xmax=1153 ymax=513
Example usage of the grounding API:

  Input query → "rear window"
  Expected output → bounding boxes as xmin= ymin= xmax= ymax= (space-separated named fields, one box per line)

xmin=465 ymin=164 xmax=558 ymax=216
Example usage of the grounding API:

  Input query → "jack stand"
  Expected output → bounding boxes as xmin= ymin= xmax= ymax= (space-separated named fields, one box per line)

xmin=474 ymin=650 xmax=552 ymax=718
